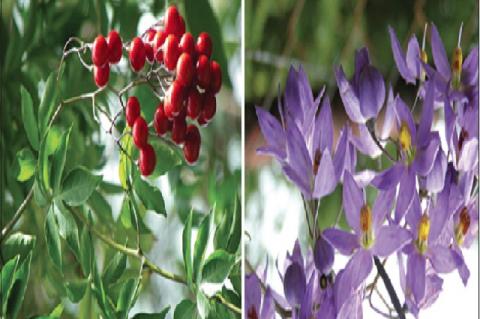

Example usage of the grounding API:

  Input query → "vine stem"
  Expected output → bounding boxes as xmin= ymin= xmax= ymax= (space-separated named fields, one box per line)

xmin=0 ymin=186 xmax=34 ymax=243
xmin=367 ymin=123 xmax=396 ymax=163
xmin=373 ymin=256 xmax=406 ymax=319
xmin=68 ymin=206 xmax=241 ymax=315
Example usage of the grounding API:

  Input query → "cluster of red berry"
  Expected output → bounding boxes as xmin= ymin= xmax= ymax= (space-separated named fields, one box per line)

xmin=88 ymin=5 xmax=222 ymax=176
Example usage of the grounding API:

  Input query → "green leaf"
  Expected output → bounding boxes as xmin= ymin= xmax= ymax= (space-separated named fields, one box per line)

xmin=38 ymin=73 xmax=58 ymax=135
xmin=119 ymin=196 xmax=132 ymax=229
xmin=174 ymin=299 xmax=199 ymax=319
xmin=65 ymin=279 xmax=88 ymax=303
xmin=184 ymin=0 xmax=231 ymax=88
xmin=6 ymin=252 xmax=33 ymax=318
xmin=150 ymin=139 xmax=182 ymax=176
xmin=182 ymin=209 xmax=193 ymax=287
xmin=91 ymin=258 xmax=115 ymax=318
xmin=193 ymin=213 xmax=211 ymax=284
xmin=119 ymin=132 xmax=133 ymax=189
xmin=37 ymin=134 xmax=51 ymax=197
xmin=213 ymin=209 xmax=232 ymax=251
xmin=133 ymin=176 xmax=166 ymax=215
xmin=0 ymin=256 xmax=19 ymax=314
xmin=87 ymin=190 xmax=114 ymax=225
xmin=80 ymin=226 xmax=92 ymax=276
xmin=16 ymin=148 xmax=36 ymax=182
xmin=132 ymin=306 xmax=170 ymax=319
xmin=54 ymin=202 xmax=80 ymax=261
xmin=1 ymin=232 xmax=36 ymax=262
xmin=49 ymin=303 xmax=64 ymax=318
xmin=102 ymin=252 xmax=127 ymax=286
xmin=116 ymin=277 xmax=138 ymax=313
xmin=20 ymin=86 xmax=39 ymax=150
xmin=226 ymin=197 xmax=241 ymax=254
xmin=201 ymin=250 xmax=235 ymax=284
xmin=59 ymin=167 xmax=102 ymax=206
xmin=196 ymin=290 xmax=210 ymax=319
xmin=45 ymin=206 xmax=62 ymax=270
xmin=50 ymin=126 xmax=72 ymax=194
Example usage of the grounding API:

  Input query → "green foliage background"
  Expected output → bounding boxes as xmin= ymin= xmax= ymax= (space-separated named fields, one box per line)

xmin=1 ymin=0 xmax=241 ymax=318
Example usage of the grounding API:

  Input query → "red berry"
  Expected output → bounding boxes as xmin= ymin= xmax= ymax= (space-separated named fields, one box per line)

xmin=164 ymin=34 xmax=180 ymax=71
xmin=210 ymin=60 xmax=222 ymax=93
xmin=132 ymin=116 xmax=149 ymax=148
xmin=165 ymin=5 xmax=184 ymax=37
xmin=186 ymin=88 xmax=202 ymax=119
xmin=179 ymin=32 xmax=195 ymax=56
xmin=93 ymin=63 xmax=109 ymax=87
xmin=197 ymin=114 xmax=208 ymax=126
xmin=145 ymin=42 xmax=154 ymax=63
xmin=176 ymin=53 xmax=194 ymax=86
xmin=183 ymin=125 xmax=201 ymax=164
xmin=126 ymin=96 xmax=140 ymax=127
xmin=171 ymin=116 xmax=187 ymax=145
xmin=195 ymin=32 xmax=212 ymax=58
xmin=153 ymin=29 xmax=167 ymax=62
xmin=92 ymin=35 xmax=109 ymax=67
xmin=129 ymin=37 xmax=146 ymax=72
xmin=146 ymin=28 xmax=156 ymax=42
xmin=196 ymin=55 xmax=211 ymax=89
xmin=139 ymin=144 xmax=156 ymax=176
xmin=107 ymin=30 xmax=122 ymax=64
xmin=165 ymin=80 xmax=184 ymax=117
xmin=202 ymin=92 xmax=216 ymax=122
xmin=154 ymin=103 xmax=170 ymax=136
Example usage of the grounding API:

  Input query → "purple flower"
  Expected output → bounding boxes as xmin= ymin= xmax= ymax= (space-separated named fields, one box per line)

xmin=246 ymin=273 xmax=275 ymax=319
xmin=397 ymin=251 xmax=444 ymax=318
xmin=281 ymin=239 xmax=337 ymax=319
xmin=388 ymin=26 xmax=423 ymax=84
xmin=372 ymin=81 xmax=444 ymax=220
xmin=401 ymin=188 xmax=458 ymax=308
xmin=323 ymin=171 xmax=411 ymax=292
xmin=257 ymin=66 xmax=348 ymax=199
xmin=335 ymin=47 xmax=386 ymax=124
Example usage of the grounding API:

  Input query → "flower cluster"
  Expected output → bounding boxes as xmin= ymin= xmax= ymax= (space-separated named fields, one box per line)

xmin=250 ymin=23 xmax=478 ymax=318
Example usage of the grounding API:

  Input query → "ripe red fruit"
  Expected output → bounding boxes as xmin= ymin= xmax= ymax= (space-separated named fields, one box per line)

xmin=196 ymin=55 xmax=211 ymax=89
xmin=92 ymin=35 xmax=109 ymax=67
xmin=126 ymin=97 xmax=140 ymax=127
xmin=171 ymin=117 xmax=187 ymax=145
xmin=164 ymin=34 xmax=180 ymax=71
xmin=132 ymin=116 xmax=149 ymax=148
xmin=176 ymin=53 xmax=194 ymax=86
xmin=179 ymin=32 xmax=195 ymax=56
xmin=183 ymin=125 xmax=201 ymax=164
xmin=145 ymin=42 xmax=154 ymax=63
xmin=146 ymin=28 xmax=156 ymax=42
xmin=139 ymin=144 xmax=156 ymax=176
xmin=165 ymin=5 xmax=184 ymax=37
xmin=165 ymin=80 xmax=184 ymax=118
xmin=186 ymin=88 xmax=202 ymax=119
xmin=153 ymin=29 xmax=167 ymax=62
xmin=210 ymin=60 xmax=222 ymax=93
xmin=154 ymin=103 xmax=170 ymax=136
xmin=129 ymin=37 xmax=146 ymax=72
xmin=202 ymin=92 xmax=216 ymax=122
xmin=93 ymin=63 xmax=110 ymax=87
xmin=197 ymin=114 xmax=207 ymax=126
xmin=195 ymin=32 xmax=212 ymax=58
xmin=107 ymin=30 xmax=122 ymax=64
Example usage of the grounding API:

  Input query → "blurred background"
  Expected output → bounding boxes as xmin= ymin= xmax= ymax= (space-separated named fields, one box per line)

xmin=1 ymin=0 xmax=240 ymax=317
xmin=245 ymin=0 xmax=478 ymax=317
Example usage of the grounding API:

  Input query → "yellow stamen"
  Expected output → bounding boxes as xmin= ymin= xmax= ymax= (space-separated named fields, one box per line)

xmin=399 ymin=122 xmax=412 ymax=153
xmin=452 ymin=47 xmax=463 ymax=89
xmin=420 ymin=50 xmax=428 ymax=82
xmin=416 ymin=214 xmax=430 ymax=254
xmin=360 ymin=204 xmax=374 ymax=248
xmin=455 ymin=207 xmax=470 ymax=246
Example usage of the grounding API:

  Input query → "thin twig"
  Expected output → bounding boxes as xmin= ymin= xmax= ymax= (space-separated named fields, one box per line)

xmin=0 ymin=186 xmax=34 ymax=242
xmin=373 ymin=256 xmax=406 ymax=319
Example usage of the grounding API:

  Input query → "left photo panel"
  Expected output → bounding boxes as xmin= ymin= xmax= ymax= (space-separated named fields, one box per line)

xmin=0 ymin=1 xmax=242 ymax=318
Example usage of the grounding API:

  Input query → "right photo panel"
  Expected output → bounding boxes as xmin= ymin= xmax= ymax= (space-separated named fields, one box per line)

xmin=244 ymin=1 xmax=478 ymax=318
